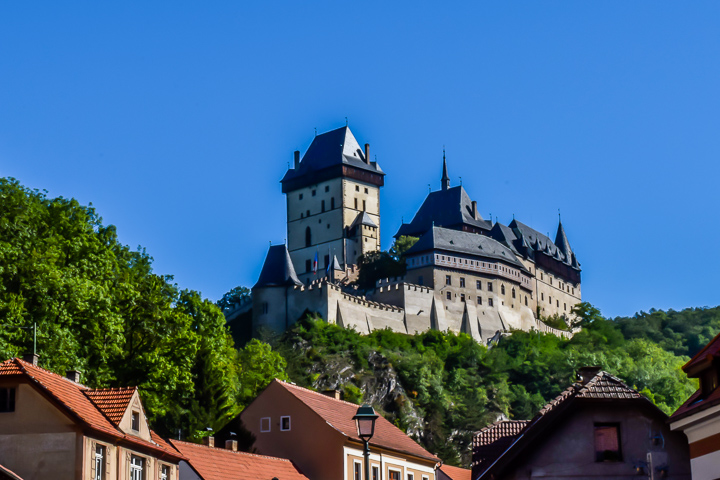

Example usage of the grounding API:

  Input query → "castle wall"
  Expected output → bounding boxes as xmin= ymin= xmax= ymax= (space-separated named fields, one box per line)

xmin=529 ymin=260 xmax=581 ymax=318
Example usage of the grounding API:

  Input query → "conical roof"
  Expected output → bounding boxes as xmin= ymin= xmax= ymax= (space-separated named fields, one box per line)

xmin=554 ymin=221 xmax=572 ymax=257
xmin=254 ymin=245 xmax=303 ymax=288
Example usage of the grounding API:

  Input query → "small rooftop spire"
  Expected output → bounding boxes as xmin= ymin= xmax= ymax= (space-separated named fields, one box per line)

xmin=441 ymin=147 xmax=450 ymax=191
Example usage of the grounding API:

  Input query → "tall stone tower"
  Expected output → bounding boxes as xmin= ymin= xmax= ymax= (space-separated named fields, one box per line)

xmin=281 ymin=126 xmax=385 ymax=284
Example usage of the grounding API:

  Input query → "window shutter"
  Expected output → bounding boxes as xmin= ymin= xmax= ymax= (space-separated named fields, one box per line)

xmin=105 ymin=446 xmax=111 ymax=477
xmin=90 ymin=442 xmax=96 ymax=479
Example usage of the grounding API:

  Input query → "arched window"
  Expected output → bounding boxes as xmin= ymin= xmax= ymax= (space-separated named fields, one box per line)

xmin=305 ymin=227 xmax=312 ymax=247
xmin=512 ymin=288 xmax=516 ymax=299
xmin=501 ymin=284 xmax=505 ymax=295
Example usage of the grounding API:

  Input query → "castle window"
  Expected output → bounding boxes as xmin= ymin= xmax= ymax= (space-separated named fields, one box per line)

xmin=354 ymin=198 xmax=358 ymax=209
xmin=312 ymin=190 xmax=316 ymax=196
xmin=549 ymin=296 xmax=552 ymax=304
xmin=300 ymin=212 xmax=303 ymax=219
xmin=501 ymin=285 xmax=505 ymax=295
xmin=476 ymin=280 xmax=481 ymax=290
xmin=541 ymin=293 xmax=544 ymax=301
xmin=327 ymin=224 xmax=330 ymax=229
xmin=324 ymin=255 xmax=329 ymax=269
xmin=564 ymin=303 xmax=567 ymax=311
xmin=459 ymin=278 xmax=465 ymax=288
xmin=460 ymin=294 xmax=465 ymax=302
xmin=306 ymin=209 xmax=310 ymax=217
xmin=446 ymin=275 xmax=451 ymax=285
xmin=477 ymin=296 xmax=482 ymax=305
xmin=487 ymin=282 xmax=493 ymax=292
xmin=557 ymin=300 xmax=559 ymax=307
xmin=356 ymin=185 xmax=360 ymax=192
xmin=512 ymin=288 xmax=516 ymax=299
xmin=305 ymin=259 xmax=312 ymax=273
xmin=331 ymin=197 xmax=335 ymax=209
xmin=299 ymin=193 xmax=303 ymax=200
xmin=305 ymin=227 xmax=312 ymax=247
xmin=541 ymin=273 xmax=544 ymax=280
xmin=363 ymin=200 xmax=366 ymax=211
xmin=525 ymin=296 xmax=528 ymax=306
xmin=572 ymin=287 xmax=575 ymax=294
xmin=325 ymin=185 xmax=329 ymax=192
xmin=418 ymin=276 xmax=423 ymax=285
xmin=262 ymin=302 xmax=269 ymax=314
xmin=365 ymin=187 xmax=368 ymax=194
xmin=446 ymin=291 xmax=452 ymax=300
xmin=550 ymin=278 xmax=553 ymax=286
xmin=488 ymin=298 xmax=494 ymax=307
xmin=321 ymin=200 xmax=325 ymax=212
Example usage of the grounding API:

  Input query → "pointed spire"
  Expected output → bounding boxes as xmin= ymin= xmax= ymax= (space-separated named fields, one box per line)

xmin=555 ymin=220 xmax=572 ymax=257
xmin=441 ymin=148 xmax=450 ymax=191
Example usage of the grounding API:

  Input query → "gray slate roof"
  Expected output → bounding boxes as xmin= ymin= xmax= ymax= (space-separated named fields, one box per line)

xmin=254 ymin=245 xmax=303 ymax=288
xmin=351 ymin=211 xmax=378 ymax=228
xmin=281 ymin=126 xmax=384 ymax=185
xmin=395 ymin=186 xmax=491 ymax=238
xmin=489 ymin=219 xmax=580 ymax=271
xmin=406 ymin=226 xmax=527 ymax=270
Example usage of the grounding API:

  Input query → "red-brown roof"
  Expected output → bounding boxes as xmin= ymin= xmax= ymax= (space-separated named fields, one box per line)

xmin=0 ymin=358 xmax=182 ymax=461
xmin=169 ymin=439 xmax=309 ymax=480
xmin=438 ymin=465 xmax=471 ymax=480
xmin=683 ymin=330 xmax=720 ymax=376
xmin=85 ymin=387 xmax=137 ymax=425
xmin=275 ymin=380 xmax=439 ymax=463
xmin=472 ymin=420 xmax=528 ymax=473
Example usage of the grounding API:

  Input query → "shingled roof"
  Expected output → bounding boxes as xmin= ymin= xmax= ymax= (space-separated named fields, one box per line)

xmin=274 ymin=380 xmax=440 ymax=463
xmin=395 ymin=186 xmax=491 ymax=239
xmin=169 ymin=439 xmax=308 ymax=480
xmin=0 ymin=358 xmax=182 ymax=461
xmin=406 ymin=226 xmax=527 ymax=271
xmin=473 ymin=369 xmax=655 ymax=479
xmin=85 ymin=387 xmax=136 ymax=425
xmin=254 ymin=245 xmax=303 ymax=288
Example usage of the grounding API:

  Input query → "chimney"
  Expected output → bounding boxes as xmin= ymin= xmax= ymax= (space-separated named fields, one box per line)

xmin=22 ymin=353 xmax=39 ymax=366
xmin=364 ymin=143 xmax=370 ymax=164
xmin=225 ymin=439 xmax=238 ymax=451
xmin=578 ymin=366 xmax=602 ymax=385
xmin=321 ymin=389 xmax=342 ymax=400
xmin=202 ymin=436 xmax=215 ymax=448
xmin=66 ymin=370 xmax=81 ymax=383
xmin=471 ymin=201 xmax=478 ymax=220
xmin=293 ymin=150 xmax=300 ymax=169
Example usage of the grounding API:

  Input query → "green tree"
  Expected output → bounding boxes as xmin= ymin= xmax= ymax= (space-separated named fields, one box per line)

xmin=355 ymin=251 xmax=406 ymax=290
xmin=389 ymin=236 xmax=419 ymax=261
xmin=237 ymin=339 xmax=288 ymax=406
xmin=216 ymin=286 xmax=251 ymax=313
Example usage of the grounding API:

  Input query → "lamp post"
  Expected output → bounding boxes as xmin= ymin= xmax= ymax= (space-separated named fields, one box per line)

xmin=353 ymin=404 xmax=379 ymax=480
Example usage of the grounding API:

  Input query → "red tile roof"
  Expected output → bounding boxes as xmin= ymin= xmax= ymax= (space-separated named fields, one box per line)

xmin=438 ymin=465 xmax=471 ymax=480
xmin=473 ymin=371 xmax=656 ymax=479
xmin=276 ymin=380 xmax=440 ymax=462
xmin=0 ymin=358 xmax=182 ymax=461
xmin=85 ymin=387 xmax=136 ymax=425
xmin=472 ymin=420 xmax=528 ymax=473
xmin=169 ymin=439 xmax=309 ymax=480
xmin=683 ymin=331 xmax=720 ymax=376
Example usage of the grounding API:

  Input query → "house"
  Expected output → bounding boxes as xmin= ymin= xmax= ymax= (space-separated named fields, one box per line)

xmin=669 ymin=331 xmax=720 ymax=480
xmin=436 ymin=465 xmax=471 ymax=480
xmin=168 ymin=438 xmax=308 ymax=480
xmin=0 ymin=355 xmax=183 ymax=480
xmin=472 ymin=367 xmax=691 ymax=480
xmin=238 ymin=379 xmax=440 ymax=480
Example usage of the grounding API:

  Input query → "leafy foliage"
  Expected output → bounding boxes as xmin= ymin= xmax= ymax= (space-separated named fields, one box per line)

xmin=216 ymin=286 xmax=251 ymax=313
xmin=389 ymin=235 xmax=419 ymax=261
xmin=355 ymin=251 xmax=406 ymax=290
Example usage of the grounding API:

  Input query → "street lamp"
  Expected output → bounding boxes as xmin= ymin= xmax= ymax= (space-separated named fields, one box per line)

xmin=353 ymin=404 xmax=378 ymax=480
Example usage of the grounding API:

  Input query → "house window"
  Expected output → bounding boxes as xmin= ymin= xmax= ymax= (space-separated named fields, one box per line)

xmin=94 ymin=445 xmax=105 ymax=480
xmin=130 ymin=455 xmax=144 ymax=480
xmin=422 ymin=476 xmax=429 ymax=480
xmin=0 ymin=388 xmax=15 ymax=412
xmin=501 ymin=285 xmax=505 ymax=295
xmin=260 ymin=417 xmax=271 ymax=432
xmin=407 ymin=474 xmax=414 ymax=480
xmin=459 ymin=278 xmax=465 ymax=288
xmin=488 ymin=298 xmax=494 ymax=307
xmin=477 ymin=296 xmax=482 ymax=305
xmin=389 ymin=470 xmax=400 ymax=480
xmin=446 ymin=291 xmax=452 ymax=301
xmin=280 ymin=416 xmax=291 ymax=431
xmin=299 ymin=193 xmax=303 ymax=200
xmin=487 ymin=282 xmax=493 ymax=292
xmin=305 ymin=259 xmax=312 ymax=273
xmin=312 ymin=190 xmax=316 ymax=196
xmin=305 ymin=227 xmax=312 ymax=247
xmin=354 ymin=461 xmax=362 ymax=480
xmin=325 ymin=185 xmax=330 ymax=192
xmin=594 ymin=423 xmax=622 ymax=462
xmin=476 ymin=280 xmax=481 ymax=290
xmin=131 ymin=411 xmax=140 ymax=431
xmin=160 ymin=465 xmax=170 ymax=480
xmin=445 ymin=275 xmax=451 ymax=285
xmin=372 ymin=466 xmax=380 ymax=480
xmin=700 ymin=368 xmax=719 ymax=397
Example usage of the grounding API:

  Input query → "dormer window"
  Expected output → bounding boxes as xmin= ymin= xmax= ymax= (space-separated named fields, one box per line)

xmin=131 ymin=411 xmax=140 ymax=431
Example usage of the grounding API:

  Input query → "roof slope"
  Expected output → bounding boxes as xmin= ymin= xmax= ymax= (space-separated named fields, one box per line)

xmin=406 ymin=226 xmax=527 ymax=271
xmin=474 ymin=370 xmax=654 ymax=479
xmin=281 ymin=126 xmax=384 ymax=186
xmin=254 ymin=245 xmax=303 ymax=288
xmin=507 ymin=220 xmax=580 ymax=270
xmin=438 ymin=464 xmax=471 ymax=480
xmin=85 ymin=387 xmax=136 ymax=425
xmin=395 ymin=186 xmax=491 ymax=238
xmin=169 ymin=440 xmax=308 ymax=480
xmin=0 ymin=358 xmax=182 ymax=461
xmin=670 ymin=331 xmax=720 ymax=421
xmin=275 ymin=380 xmax=439 ymax=462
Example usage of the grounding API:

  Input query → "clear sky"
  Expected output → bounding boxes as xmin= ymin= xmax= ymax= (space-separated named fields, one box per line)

xmin=1 ymin=2 xmax=718 ymax=318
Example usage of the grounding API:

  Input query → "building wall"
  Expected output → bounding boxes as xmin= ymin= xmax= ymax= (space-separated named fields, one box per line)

xmin=670 ymin=404 xmax=720 ymax=480
xmin=499 ymin=403 xmax=691 ymax=480
xmin=240 ymin=381 xmax=347 ymax=480
xmin=344 ymin=445 xmax=436 ymax=480
xmin=83 ymin=436 xmax=178 ymax=480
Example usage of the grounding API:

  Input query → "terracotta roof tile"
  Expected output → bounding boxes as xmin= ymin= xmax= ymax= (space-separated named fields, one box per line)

xmin=169 ymin=440 xmax=308 ymax=480
xmin=438 ymin=465 xmax=471 ymax=480
xmin=276 ymin=381 xmax=439 ymax=462
xmin=0 ymin=358 xmax=181 ymax=461
xmin=472 ymin=420 xmax=528 ymax=473
xmin=85 ymin=387 xmax=136 ymax=425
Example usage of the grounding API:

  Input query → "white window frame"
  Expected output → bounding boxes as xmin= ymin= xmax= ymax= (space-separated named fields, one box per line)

xmin=159 ymin=464 xmax=170 ymax=480
xmin=422 ymin=476 xmax=429 ymax=480
xmin=388 ymin=467 xmax=402 ymax=480
xmin=94 ymin=444 xmax=105 ymax=480
xmin=372 ymin=465 xmax=380 ymax=480
xmin=407 ymin=473 xmax=414 ymax=480
xmin=130 ymin=455 xmax=144 ymax=480
xmin=260 ymin=417 xmax=271 ymax=432
xmin=353 ymin=460 xmax=363 ymax=480
xmin=280 ymin=415 xmax=291 ymax=431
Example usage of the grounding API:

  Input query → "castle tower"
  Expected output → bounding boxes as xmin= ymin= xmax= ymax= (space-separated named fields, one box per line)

xmin=281 ymin=126 xmax=385 ymax=283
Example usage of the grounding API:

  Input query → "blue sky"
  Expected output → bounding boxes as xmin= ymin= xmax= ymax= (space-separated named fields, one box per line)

xmin=1 ymin=2 xmax=718 ymax=318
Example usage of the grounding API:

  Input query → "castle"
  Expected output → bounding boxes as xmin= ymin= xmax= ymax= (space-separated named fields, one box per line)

xmin=250 ymin=126 xmax=581 ymax=343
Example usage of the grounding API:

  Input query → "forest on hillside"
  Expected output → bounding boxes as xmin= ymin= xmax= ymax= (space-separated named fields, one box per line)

xmin=0 ymin=177 xmax=717 ymax=465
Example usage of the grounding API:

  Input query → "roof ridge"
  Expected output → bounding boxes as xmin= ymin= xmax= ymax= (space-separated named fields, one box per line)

xmin=13 ymin=358 xmax=89 ymax=389
xmin=277 ymin=379 xmax=362 ymax=408
xmin=170 ymin=439 xmax=294 ymax=462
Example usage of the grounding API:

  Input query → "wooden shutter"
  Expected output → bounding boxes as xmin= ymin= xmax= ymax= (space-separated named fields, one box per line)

xmin=90 ymin=442 xmax=96 ymax=480
xmin=105 ymin=445 xmax=111 ymax=478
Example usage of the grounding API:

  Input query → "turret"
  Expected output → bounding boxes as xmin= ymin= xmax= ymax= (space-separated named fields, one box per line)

xmin=441 ymin=150 xmax=450 ymax=191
